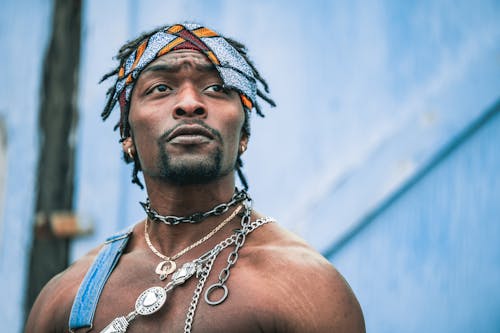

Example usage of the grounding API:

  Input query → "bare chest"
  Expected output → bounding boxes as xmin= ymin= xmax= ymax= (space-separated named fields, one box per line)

xmin=94 ymin=298 xmax=265 ymax=333
xmin=88 ymin=255 xmax=272 ymax=333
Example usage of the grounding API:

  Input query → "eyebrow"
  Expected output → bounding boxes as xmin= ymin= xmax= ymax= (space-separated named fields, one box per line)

xmin=141 ymin=62 xmax=216 ymax=75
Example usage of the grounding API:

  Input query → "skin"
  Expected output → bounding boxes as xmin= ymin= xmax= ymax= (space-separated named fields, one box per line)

xmin=25 ymin=50 xmax=365 ymax=333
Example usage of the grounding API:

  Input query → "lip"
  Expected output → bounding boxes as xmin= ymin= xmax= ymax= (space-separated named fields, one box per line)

xmin=166 ymin=124 xmax=215 ymax=143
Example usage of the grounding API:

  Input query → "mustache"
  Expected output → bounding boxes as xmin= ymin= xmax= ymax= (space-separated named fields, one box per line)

xmin=158 ymin=120 xmax=223 ymax=143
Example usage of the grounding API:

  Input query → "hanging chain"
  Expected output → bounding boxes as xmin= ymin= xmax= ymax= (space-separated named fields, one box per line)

xmin=184 ymin=215 xmax=275 ymax=332
xmin=99 ymin=192 xmax=275 ymax=333
xmin=203 ymin=198 xmax=252 ymax=306
xmin=140 ymin=189 xmax=247 ymax=225
xmin=184 ymin=255 xmax=217 ymax=332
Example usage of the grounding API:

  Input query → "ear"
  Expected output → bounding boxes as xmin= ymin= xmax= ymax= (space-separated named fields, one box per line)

xmin=239 ymin=132 xmax=249 ymax=155
xmin=122 ymin=137 xmax=136 ymax=162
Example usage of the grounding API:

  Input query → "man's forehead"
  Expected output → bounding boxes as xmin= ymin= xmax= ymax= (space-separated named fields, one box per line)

xmin=148 ymin=50 xmax=212 ymax=67
xmin=106 ymin=23 xmax=262 ymax=133
xmin=141 ymin=50 xmax=219 ymax=80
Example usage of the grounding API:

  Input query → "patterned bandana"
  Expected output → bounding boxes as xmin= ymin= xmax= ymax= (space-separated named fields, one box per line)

xmin=112 ymin=23 xmax=257 ymax=136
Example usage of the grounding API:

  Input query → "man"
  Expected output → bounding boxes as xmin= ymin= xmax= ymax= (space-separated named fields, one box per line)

xmin=26 ymin=23 xmax=365 ymax=332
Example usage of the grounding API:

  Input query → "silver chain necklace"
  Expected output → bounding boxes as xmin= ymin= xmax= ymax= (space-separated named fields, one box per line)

xmin=100 ymin=198 xmax=275 ymax=333
xmin=140 ymin=189 xmax=248 ymax=225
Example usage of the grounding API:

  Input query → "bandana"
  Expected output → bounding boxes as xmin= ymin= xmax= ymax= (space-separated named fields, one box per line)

xmin=111 ymin=23 xmax=257 ymax=136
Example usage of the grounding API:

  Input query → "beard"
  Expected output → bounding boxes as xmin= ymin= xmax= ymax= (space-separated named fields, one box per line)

xmin=152 ymin=120 xmax=237 ymax=185
xmin=156 ymin=145 xmax=225 ymax=185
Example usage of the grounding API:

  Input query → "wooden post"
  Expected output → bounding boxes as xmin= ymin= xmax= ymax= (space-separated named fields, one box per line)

xmin=25 ymin=0 xmax=81 ymax=316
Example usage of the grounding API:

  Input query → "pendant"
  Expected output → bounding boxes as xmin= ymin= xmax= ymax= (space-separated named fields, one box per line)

xmin=155 ymin=260 xmax=177 ymax=280
xmin=171 ymin=262 xmax=198 ymax=285
xmin=100 ymin=316 xmax=129 ymax=333
xmin=135 ymin=286 xmax=167 ymax=315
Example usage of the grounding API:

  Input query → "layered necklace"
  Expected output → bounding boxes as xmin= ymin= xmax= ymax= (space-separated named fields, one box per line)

xmin=144 ymin=204 xmax=243 ymax=280
xmin=100 ymin=191 xmax=275 ymax=333
xmin=140 ymin=189 xmax=248 ymax=225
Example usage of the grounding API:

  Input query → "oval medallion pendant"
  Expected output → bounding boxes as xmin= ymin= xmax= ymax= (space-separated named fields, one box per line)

xmin=135 ymin=286 xmax=167 ymax=315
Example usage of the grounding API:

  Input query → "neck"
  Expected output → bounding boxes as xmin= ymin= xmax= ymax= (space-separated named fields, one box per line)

xmin=139 ymin=173 xmax=244 ymax=256
xmin=144 ymin=173 xmax=238 ymax=217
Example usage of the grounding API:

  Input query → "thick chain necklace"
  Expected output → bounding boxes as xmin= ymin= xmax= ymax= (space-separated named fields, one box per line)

xmin=100 ymin=197 xmax=275 ymax=333
xmin=144 ymin=205 xmax=243 ymax=280
xmin=140 ymin=189 xmax=247 ymax=225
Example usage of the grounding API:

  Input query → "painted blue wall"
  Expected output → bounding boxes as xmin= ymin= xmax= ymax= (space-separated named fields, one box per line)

xmin=331 ymin=105 xmax=500 ymax=332
xmin=0 ymin=0 xmax=498 ymax=332
xmin=71 ymin=0 xmax=500 ymax=258
xmin=0 ymin=1 xmax=52 ymax=332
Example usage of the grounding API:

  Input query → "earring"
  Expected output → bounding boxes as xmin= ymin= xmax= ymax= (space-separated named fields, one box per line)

xmin=127 ymin=148 xmax=134 ymax=160
xmin=240 ymin=144 xmax=247 ymax=153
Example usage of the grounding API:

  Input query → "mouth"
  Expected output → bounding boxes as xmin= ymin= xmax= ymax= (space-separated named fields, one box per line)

xmin=166 ymin=124 xmax=216 ymax=144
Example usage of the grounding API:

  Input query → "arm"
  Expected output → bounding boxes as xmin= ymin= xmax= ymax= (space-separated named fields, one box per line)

xmin=231 ymin=222 xmax=365 ymax=332
xmin=306 ymin=267 xmax=365 ymax=333
xmin=25 ymin=273 xmax=69 ymax=333
xmin=274 ymin=262 xmax=365 ymax=333
xmin=252 ymin=233 xmax=365 ymax=333
xmin=25 ymin=248 xmax=100 ymax=333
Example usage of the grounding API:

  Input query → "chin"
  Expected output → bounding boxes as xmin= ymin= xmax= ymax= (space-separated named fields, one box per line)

xmin=158 ymin=150 xmax=223 ymax=185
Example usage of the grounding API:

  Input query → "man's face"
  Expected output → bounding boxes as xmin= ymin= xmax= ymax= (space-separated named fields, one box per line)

xmin=127 ymin=50 xmax=247 ymax=185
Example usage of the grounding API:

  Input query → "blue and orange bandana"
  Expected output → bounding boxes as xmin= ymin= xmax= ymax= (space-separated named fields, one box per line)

xmin=109 ymin=23 xmax=258 ymax=135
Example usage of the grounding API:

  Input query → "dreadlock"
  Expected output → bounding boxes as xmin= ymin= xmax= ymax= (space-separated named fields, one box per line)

xmin=100 ymin=24 xmax=276 ymax=190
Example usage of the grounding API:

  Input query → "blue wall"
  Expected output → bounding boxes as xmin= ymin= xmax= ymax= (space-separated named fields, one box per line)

xmin=0 ymin=0 xmax=499 ymax=332
xmin=0 ymin=1 xmax=52 ymax=332
xmin=331 ymin=105 xmax=500 ymax=332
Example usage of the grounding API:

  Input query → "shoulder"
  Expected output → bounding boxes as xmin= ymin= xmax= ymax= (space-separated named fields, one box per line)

xmin=24 ymin=245 xmax=102 ymax=333
xmin=240 ymin=221 xmax=365 ymax=332
xmin=25 ymin=224 xmax=139 ymax=333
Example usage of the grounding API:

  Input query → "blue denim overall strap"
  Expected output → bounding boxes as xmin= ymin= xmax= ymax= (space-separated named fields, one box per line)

xmin=69 ymin=225 xmax=134 ymax=331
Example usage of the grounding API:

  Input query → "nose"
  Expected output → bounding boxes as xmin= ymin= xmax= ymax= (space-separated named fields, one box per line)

xmin=173 ymin=84 xmax=206 ymax=119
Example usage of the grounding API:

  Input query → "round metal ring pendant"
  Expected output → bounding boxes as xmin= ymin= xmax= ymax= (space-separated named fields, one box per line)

xmin=135 ymin=286 xmax=167 ymax=315
xmin=204 ymin=283 xmax=228 ymax=306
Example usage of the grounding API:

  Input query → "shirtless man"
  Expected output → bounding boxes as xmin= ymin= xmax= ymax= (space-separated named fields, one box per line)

xmin=26 ymin=23 xmax=365 ymax=332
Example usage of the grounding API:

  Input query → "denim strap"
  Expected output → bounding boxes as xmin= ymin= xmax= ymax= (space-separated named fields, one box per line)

xmin=69 ymin=226 xmax=134 ymax=331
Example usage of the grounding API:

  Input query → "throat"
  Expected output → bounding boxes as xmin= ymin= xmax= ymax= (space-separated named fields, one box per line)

xmin=141 ymin=188 xmax=247 ymax=225
xmin=144 ymin=203 xmax=245 ymax=280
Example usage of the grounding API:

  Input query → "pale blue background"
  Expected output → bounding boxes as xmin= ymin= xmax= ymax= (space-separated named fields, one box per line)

xmin=1 ymin=0 xmax=499 ymax=332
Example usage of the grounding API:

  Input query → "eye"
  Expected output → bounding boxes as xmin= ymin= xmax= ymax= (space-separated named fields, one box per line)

xmin=204 ymin=84 xmax=227 ymax=93
xmin=147 ymin=83 xmax=171 ymax=95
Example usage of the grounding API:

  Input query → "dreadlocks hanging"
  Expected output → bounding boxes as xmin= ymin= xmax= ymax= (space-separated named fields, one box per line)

xmin=100 ymin=23 xmax=275 ymax=189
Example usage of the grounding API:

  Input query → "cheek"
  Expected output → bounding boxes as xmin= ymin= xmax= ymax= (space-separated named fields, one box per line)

xmin=220 ymin=112 xmax=246 ymax=151
xmin=127 ymin=105 xmax=165 ymax=163
xmin=128 ymin=103 xmax=167 ymax=139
